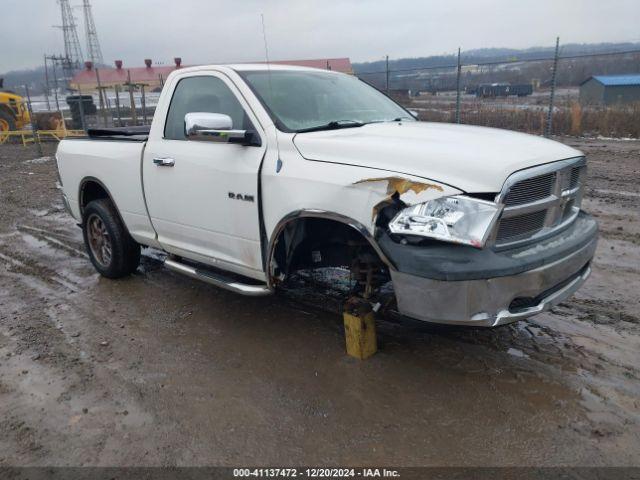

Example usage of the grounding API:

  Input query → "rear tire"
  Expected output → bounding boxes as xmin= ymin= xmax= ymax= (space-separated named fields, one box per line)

xmin=0 ymin=110 xmax=16 ymax=133
xmin=82 ymin=199 xmax=140 ymax=278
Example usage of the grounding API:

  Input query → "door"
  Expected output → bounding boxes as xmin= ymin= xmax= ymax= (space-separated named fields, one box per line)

xmin=143 ymin=73 xmax=266 ymax=277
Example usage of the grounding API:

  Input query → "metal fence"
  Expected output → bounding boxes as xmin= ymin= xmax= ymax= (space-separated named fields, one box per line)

xmin=357 ymin=40 xmax=640 ymax=138
xmin=37 ymin=70 xmax=162 ymax=130
xmin=69 ymin=70 xmax=164 ymax=129
xmin=1 ymin=67 xmax=163 ymax=154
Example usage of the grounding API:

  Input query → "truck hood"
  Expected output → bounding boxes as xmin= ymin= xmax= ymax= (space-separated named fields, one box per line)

xmin=292 ymin=122 xmax=582 ymax=193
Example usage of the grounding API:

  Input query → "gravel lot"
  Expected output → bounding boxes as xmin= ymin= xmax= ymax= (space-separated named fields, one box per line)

xmin=0 ymin=137 xmax=638 ymax=466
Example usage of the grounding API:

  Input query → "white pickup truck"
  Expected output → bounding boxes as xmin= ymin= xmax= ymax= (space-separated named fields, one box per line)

xmin=55 ymin=64 xmax=598 ymax=327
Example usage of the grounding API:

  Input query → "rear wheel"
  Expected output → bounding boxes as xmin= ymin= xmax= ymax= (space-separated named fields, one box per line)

xmin=82 ymin=199 xmax=140 ymax=278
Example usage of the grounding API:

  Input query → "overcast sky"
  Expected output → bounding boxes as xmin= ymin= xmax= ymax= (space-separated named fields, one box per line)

xmin=2 ymin=0 xmax=639 ymax=72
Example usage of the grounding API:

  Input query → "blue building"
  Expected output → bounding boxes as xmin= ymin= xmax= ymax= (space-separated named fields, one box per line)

xmin=579 ymin=74 xmax=640 ymax=105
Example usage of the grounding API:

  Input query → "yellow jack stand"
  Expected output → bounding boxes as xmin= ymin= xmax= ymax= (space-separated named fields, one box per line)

xmin=343 ymin=299 xmax=377 ymax=360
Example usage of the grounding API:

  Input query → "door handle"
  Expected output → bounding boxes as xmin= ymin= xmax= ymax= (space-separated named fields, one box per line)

xmin=153 ymin=157 xmax=175 ymax=167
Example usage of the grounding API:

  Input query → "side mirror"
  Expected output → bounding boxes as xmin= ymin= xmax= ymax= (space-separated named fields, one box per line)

xmin=185 ymin=112 xmax=253 ymax=144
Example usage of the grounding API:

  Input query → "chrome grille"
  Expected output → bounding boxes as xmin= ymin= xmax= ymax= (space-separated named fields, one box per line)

xmin=503 ymin=172 xmax=555 ymax=206
xmin=569 ymin=166 xmax=583 ymax=189
xmin=497 ymin=210 xmax=547 ymax=241
xmin=494 ymin=157 xmax=586 ymax=248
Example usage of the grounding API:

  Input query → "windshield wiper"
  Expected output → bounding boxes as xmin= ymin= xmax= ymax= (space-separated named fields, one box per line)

xmin=296 ymin=120 xmax=365 ymax=133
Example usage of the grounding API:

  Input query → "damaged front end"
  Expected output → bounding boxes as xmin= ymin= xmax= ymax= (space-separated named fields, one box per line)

xmin=266 ymin=175 xmax=460 ymax=313
xmin=268 ymin=159 xmax=597 ymax=327
xmin=368 ymin=158 xmax=598 ymax=327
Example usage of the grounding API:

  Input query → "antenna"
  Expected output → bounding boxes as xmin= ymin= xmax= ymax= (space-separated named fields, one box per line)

xmin=260 ymin=13 xmax=282 ymax=170
xmin=260 ymin=13 xmax=274 ymax=102
xmin=82 ymin=0 xmax=104 ymax=65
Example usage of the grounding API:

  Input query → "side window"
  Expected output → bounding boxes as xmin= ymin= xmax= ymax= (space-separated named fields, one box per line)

xmin=164 ymin=76 xmax=249 ymax=140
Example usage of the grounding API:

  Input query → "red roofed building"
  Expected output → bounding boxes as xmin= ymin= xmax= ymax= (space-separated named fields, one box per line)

xmin=70 ymin=57 xmax=353 ymax=92
xmin=70 ymin=58 xmax=183 ymax=92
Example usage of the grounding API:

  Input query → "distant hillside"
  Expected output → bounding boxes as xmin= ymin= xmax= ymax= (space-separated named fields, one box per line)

xmin=354 ymin=42 xmax=640 ymax=91
xmin=353 ymin=42 xmax=640 ymax=74
xmin=0 ymin=66 xmax=50 ymax=95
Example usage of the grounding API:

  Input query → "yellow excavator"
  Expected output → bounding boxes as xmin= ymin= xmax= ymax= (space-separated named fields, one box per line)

xmin=0 ymin=78 xmax=31 ymax=135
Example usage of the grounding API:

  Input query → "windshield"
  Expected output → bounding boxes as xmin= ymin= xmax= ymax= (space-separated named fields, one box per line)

xmin=238 ymin=70 xmax=414 ymax=132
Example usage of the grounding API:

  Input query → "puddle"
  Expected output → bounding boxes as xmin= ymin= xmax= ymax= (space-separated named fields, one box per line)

xmin=507 ymin=347 xmax=529 ymax=358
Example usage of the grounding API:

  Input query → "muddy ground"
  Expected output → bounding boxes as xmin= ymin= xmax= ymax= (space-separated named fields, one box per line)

xmin=0 ymin=138 xmax=638 ymax=467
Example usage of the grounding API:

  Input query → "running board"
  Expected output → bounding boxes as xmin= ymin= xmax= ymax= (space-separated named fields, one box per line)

xmin=164 ymin=258 xmax=272 ymax=297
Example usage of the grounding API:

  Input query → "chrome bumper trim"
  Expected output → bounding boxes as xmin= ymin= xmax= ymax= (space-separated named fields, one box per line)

xmin=493 ymin=264 xmax=590 ymax=325
xmin=390 ymin=234 xmax=597 ymax=327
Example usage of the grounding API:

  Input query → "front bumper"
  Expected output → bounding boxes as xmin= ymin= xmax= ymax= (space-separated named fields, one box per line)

xmin=384 ymin=212 xmax=598 ymax=327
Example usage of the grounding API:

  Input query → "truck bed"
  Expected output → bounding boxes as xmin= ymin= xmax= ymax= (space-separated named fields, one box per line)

xmin=56 ymin=136 xmax=154 ymax=244
xmin=85 ymin=126 xmax=150 ymax=141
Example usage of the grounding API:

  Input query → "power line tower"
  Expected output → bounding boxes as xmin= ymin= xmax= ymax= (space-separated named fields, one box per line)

xmin=56 ymin=0 xmax=84 ymax=78
xmin=82 ymin=0 xmax=104 ymax=65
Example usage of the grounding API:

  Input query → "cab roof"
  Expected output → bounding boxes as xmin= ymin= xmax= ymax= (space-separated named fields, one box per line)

xmin=176 ymin=63 xmax=343 ymax=74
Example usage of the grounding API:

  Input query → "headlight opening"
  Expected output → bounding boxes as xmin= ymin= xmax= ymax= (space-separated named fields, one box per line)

xmin=388 ymin=196 xmax=502 ymax=248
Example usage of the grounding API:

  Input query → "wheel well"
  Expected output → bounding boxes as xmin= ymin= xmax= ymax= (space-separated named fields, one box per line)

xmin=268 ymin=216 xmax=390 ymax=297
xmin=271 ymin=218 xmax=362 ymax=272
xmin=79 ymin=180 xmax=110 ymax=217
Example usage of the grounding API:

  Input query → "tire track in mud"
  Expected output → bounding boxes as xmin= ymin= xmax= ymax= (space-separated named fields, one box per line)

xmin=16 ymin=225 xmax=88 ymax=259
xmin=561 ymin=298 xmax=640 ymax=326
xmin=0 ymin=240 xmax=85 ymax=295
xmin=0 ymin=218 xmax=95 ymax=293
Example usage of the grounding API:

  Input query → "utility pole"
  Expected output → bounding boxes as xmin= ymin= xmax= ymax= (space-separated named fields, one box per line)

xmin=140 ymin=84 xmax=148 ymax=125
xmin=95 ymin=68 xmax=109 ymax=126
xmin=50 ymin=57 xmax=61 ymax=111
xmin=126 ymin=70 xmax=138 ymax=126
xmin=385 ymin=55 xmax=389 ymax=93
xmin=45 ymin=55 xmax=66 ymax=111
xmin=455 ymin=47 xmax=462 ymax=124
xmin=24 ymin=85 xmax=43 ymax=156
xmin=77 ymin=84 xmax=87 ymax=132
xmin=43 ymin=56 xmax=52 ymax=111
xmin=545 ymin=36 xmax=560 ymax=138
xmin=114 ymin=85 xmax=122 ymax=126
xmin=82 ymin=0 xmax=104 ymax=65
